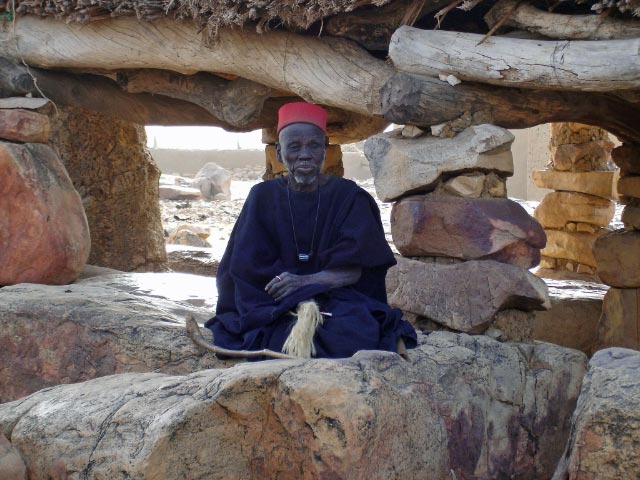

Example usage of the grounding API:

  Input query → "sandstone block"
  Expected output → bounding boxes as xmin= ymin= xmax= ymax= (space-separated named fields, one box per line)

xmin=612 ymin=143 xmax=640 ymax=175
xmin=0 ymin=142 xmax=90 ymax=286
xmin=553 ymin=348 xmax=640 ymax=480
xmin=386 ymin=257 xmax=550 ymax=333
xmin=593 ymin=288 xmax=640 ymax=352
xmin=0 ymin=333 xmax=586 ymax=480
xmin=594 ymin=229 xmax=640 ymax=287
xmin=391 ymin=195 xmax=545 ymax=268
xmin=551 ymin=140 xmax=613 ymax=172
xmin=617 ymin=174 xmax=640 ymax=199
xmin=550 ymin=123 xmax=609 ymax=146
xmin=534 ymin=192 xmax=615 ymax=228
xmin=542 ymin=229 xmax=606 ymax=268
xmin=0 ymin=108 xmax=50 ymax=143
xmin=532 ymin=170 xmax=615 ymax=199
xmin=0 ymin=272 xmax=230 ymax=402
xmin=622 ymin=205 xmax=640 ymax=230
xmin=365 ymin=124 xmax=514 ymax=202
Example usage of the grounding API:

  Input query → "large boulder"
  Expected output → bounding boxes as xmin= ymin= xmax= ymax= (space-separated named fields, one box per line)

xmin=193 ymin=162 xmax=232 ymax=200
xmin=49 ymin=106 xmax=166 ymax=272
xmin=0 ymin=333 xmax=587 ymax=480
xmin=386 ymin=256 xmax=550 ymax=333
xmin=594 ymin=229 xmax=640 ymax=287
xmin=0 ymin=109 xmax=50 ymax=143
xmin=391 ymin=195 xmax=545 ymax=268
xmin=0 ymin=141 xmax=90 ymax=286
xmin=534 ymin=192 xmax=615 ymax=229
xmin=0 ymin=271 xmax=230 ymax=403
xmin=553 ymin=348 xmax=640 ymax=480
xmin=532 ymin=170 xmax=615 ymax=199
xmin=364 ymin=125 xmax=514 ymax=202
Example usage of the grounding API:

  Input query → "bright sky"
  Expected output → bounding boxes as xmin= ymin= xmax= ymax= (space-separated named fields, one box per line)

xmin=146 ymin=126 xmax=263 ymax=150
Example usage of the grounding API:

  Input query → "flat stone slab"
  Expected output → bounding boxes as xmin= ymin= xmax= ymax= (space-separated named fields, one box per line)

xmin=534 ymin=192 xmax=614 ymax=228
xmin=532 ymin=170 xmax=615 ymax=199
xmin=0 ymin=272 xmax=227 ymax=402
xmin=365 ymin=124 xmax=514 ymax=202
xmin=0 ymin=333 xmax=587 ymax=480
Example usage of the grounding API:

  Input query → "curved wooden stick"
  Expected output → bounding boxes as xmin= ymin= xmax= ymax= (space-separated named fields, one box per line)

xmin=185 ymin=316 xmax=297 ymax=360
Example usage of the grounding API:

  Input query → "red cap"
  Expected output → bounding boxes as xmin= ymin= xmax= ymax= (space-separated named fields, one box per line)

xmin=277 ymin=102 xmax=328 ymax=134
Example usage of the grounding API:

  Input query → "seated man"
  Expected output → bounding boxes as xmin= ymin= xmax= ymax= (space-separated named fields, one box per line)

xmin=205 ymin=102 xmax=417 ymax=359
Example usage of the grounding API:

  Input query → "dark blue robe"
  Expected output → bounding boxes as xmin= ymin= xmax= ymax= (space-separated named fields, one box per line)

xmin=205 ymin=176 xmax=417 ymax=359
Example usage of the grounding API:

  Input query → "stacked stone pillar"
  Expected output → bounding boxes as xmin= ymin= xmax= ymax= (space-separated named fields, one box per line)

xmin=532 ymin=123 xmax=616 ymax=276
xmin=592 ymin=143 xmax=640 ymax=351
xmin=261 ymin=127 xmax=344 ymax=180
xmin=365 ymin=125 xmax=549 ymax=334
xmin=0 ymin=97 xmax=90 ymax=285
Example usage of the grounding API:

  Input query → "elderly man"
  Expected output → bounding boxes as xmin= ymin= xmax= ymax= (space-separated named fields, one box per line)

xmin=205 ymin=102 xmax=416 ymax=359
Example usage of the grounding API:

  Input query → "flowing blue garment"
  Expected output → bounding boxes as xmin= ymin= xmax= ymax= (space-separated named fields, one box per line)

xmin=205 ymin=176 xmax=417 ymax=359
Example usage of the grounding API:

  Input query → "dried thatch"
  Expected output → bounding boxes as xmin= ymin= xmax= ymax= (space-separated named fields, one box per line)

xmin=1 ymin=0 xmax=393 ymax=36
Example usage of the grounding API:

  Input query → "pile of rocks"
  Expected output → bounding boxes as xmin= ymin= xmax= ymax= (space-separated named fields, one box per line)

xmin=592 ymin=142 xmax=640 ymax=351
xmin=365 ymin=124 xmax=549 ymax=334
xmin=533 ymin=123 xmax=616 ymax=276
xmin=0 ymin=97 xmax=90 ymax=286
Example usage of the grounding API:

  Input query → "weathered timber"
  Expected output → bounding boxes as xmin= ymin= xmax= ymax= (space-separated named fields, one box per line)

xmin=486 ymin=0 xmax=640 ymax=40
xmin=1 ymin=16 xmax=394 ymax=116
xmin=390 ymin=26 xmax=640 ymax=91
xmin=117 ymin=70 xmax=271 ymax=128
xmin=381 ymin=73 xmax=640 ymax=143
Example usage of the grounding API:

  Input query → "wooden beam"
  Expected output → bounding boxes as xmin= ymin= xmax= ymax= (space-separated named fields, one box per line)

xmin=381 ymin=73 xmax=640 ymax=143
xmin=389 ymin=26 xmax=640 ymax=91
xmin=485 ymin=0 xmax=640 ymax=40
xmin=1 ymin=16 xmax=394 ymax=116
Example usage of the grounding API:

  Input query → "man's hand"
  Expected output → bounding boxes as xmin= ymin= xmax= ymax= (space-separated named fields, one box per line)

xmin=265 ymin=272 xmax=309 ymax=302
xmin=265 ymin=267 xmax=362 ymax=302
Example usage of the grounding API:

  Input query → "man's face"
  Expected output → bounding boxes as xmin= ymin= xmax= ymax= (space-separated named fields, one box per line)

xmin=276 ymin=123 xmax=326 ymax=185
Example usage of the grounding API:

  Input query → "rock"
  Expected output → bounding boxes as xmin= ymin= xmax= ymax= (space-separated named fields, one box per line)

xmin=0 ymin=272 xmax=230 ymax=402
xmin=483 ymin=172 xmax=507 ymax=197
xmin=401 ymin=125 xmax=424 ymax=138
xmin=0 ymin=433 xmax=27 ymax=480
xmin=532 ymin=170 xmax=615 ymax=199
xmin=622 ymin=205 xmax=640 ymax=230
xmin=534 ymin=192 xmax=615 ymax=228
xmin=391 ymin=195 xmax=545 ymax=268
xmin=0 ymin=97 xmax=50 ymax=110
xmin=168 ymin=226 xmax=212 ymax=248
xmin=386 ymin=257 xmax=550 ymax=333
xmin=0 ymin=333 xmax=587 ymax=480
xmin=593 ymin=288 xmax=640 ymax=352
xmin=193 ymin=162 xmax=232 ymax=200
xmin=542 ymin=229 xmax=606 ymax=268
xmin=365 ymin=125 xmax=514 ymax=202
xmin=166 ymin=245 xmax=219 ymax=276
xmin=593 ymin=229 xmax=640 ymax=287
xmin=617 ymin=174 xmax=640 ymax=198
xmin=49 ymin=106 xmax=167 ymax=272
xmin=494 ymin=279 xmax=607 ymax=354
xmin=552 ymin=348 xmax=640 ymax=480
xmin=550 ymin=123 xmax=609 ymax=147
xmin=0 ymin=108 xmax=50 ymax=143
xmin=551 ymin=140 xmax=613 ymax=172
xmin=159 ymin=185 xmax=202 ymax=200
xmin=0 ymin=142 xmax=90 ymax=286
xmin=442 ymin=173 xmax=485 ymax=197
xmin=612 ymin=143 xmax=640 ymax=175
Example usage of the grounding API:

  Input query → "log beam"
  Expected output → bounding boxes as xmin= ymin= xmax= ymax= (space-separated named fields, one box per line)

xmin=1 ymin=16 xmax=394 ymax=116
xmin=485 ymin=0 xmax=640 ymax=40
xmin=381 ymin=73 xmax=640 ymax=143
xmin=390 ymin=26 xmax=640 ymax=91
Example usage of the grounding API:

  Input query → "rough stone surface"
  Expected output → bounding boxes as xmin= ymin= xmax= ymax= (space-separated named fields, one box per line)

xmin=0 ymin=108 xmax=50 ymax=143
xmin=594 ymin=229 xmax=640 ymax=287
xmin=593 ymin=288 xmax=640 ymax=353
xmin=617 ymin=174 xmax=640 ymax=199
xmin=193 ymin=162 xmax=232 ymax=200
xmin=552 ymin=348 xmax=640 ymax=480
xmin=622 ymin=205 xmax=640 ymax=230
xmin=166 ymin=245 xmax=219 ymax=276
xmin=386 ymin=256 xmax=550 ymax=333
xmin=612 ymin=143 xmax=640 ymax=175
xmin=49 ymin=106 xmax=166 ymax=272
xmin=550 ymin=123 xmax=609 ymax=147
xmin=0 ymin=333 xmax=587 ymax=480
xmin=534 ymin=192 xmax=615 ymax=228
xmin=493 ymin=279 xmax=607 ymax=354
xmin=0 ymin=433 xmax=27 ymax=480
xmin=168 ymin=225 xmax=211 ymax=248
xmin=391 ymin=195 xmax=545 ymax=268
xmin=551 ymin=140 xmax=613 ymax=172
xmin=442 ymin=172 xmax=485 ymax=197
xmin=0 ymin=141 xmax=90 ymax=286
xmin=365 ymin=125 xmax=514 ymax=202
xmin=542 ymin=229 xmax=606 ymax=268
xmin=532 ymin=170 xmax=615 ymax=199
xmin=0 ymin=272 xmax=229 ymax=402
